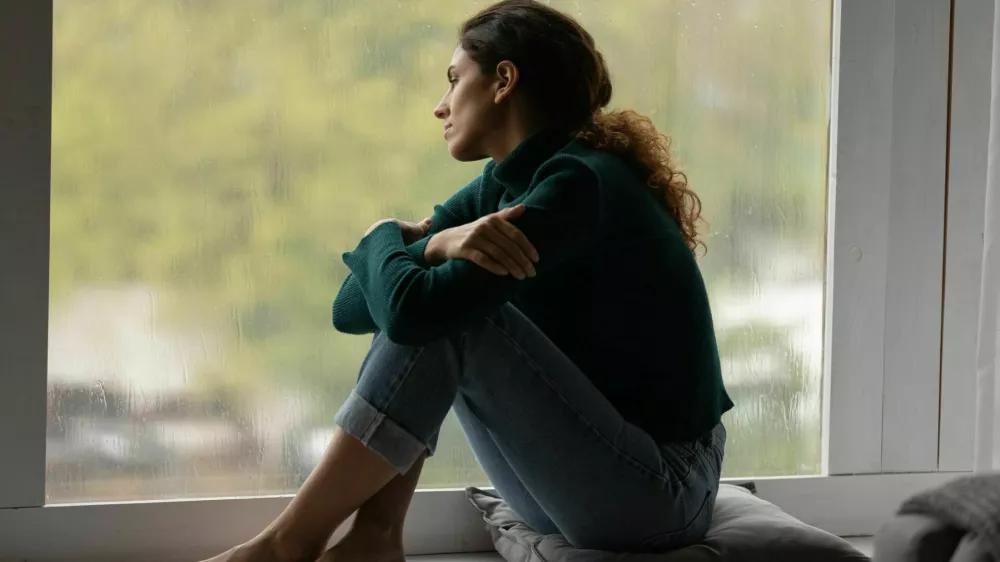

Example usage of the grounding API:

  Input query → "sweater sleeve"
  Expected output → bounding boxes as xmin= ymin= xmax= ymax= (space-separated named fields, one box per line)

xmin=331 ymin=173 xmax=487 ymax=334
xmin=342 ymin=157 xmax=598 ymax=345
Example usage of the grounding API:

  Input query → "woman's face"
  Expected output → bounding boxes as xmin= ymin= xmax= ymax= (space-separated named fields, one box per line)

xmin=434 ymin=47 xmax=505 ymax=162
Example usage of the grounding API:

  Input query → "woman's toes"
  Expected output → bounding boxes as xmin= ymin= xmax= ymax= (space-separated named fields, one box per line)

xmin=199 ymin=546 xmax=241 ymax=562
xmin=198 ymin=539 xmax=287 ymax=562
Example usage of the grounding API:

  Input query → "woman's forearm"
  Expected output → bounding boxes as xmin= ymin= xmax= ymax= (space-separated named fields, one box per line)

xmin=332 ymin=273 xmax=377 ymax=334
xmin=332 ymin=171 xmax=486 ymax=336
xmin=332 ymin=239 xmax=434 ymax=335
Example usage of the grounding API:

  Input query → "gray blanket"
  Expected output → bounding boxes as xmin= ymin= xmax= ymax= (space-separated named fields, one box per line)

xmin=898 ymin=473 xmax=1000 ymax=560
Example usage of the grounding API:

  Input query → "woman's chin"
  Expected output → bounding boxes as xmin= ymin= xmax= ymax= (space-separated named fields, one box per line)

xmin=446 ymin=141 xmax=488 ymax=163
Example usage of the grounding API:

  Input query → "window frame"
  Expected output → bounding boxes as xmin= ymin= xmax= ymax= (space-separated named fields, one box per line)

xmin=0 ymin=0 xmax=50 ymax=512
xmin=825 ymin=0 xmax=952 ymax=475
xmin=939 ymin=0 xmax=994 ymax=472
xmin=0 ymin=0 xmax=966 ymax=559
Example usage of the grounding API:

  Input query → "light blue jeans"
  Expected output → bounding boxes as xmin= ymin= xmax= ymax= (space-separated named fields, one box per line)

xmin=335 ymin=303 xmax=725 ymax=552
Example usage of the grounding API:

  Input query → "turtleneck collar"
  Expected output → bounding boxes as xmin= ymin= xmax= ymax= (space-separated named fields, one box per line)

xmin=491 ymin=128 xmax=574 ymax=198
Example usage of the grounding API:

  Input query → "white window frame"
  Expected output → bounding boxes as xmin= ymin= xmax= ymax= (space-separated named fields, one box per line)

xmin=939 ymin=0 xmax=995 ymax=472
xmin=0 ymin=0 xmax=970 ymax=559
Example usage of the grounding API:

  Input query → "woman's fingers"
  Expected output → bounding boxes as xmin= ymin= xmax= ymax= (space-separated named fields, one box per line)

xmin=495 ymin=205 xmax=539 ymax=261
xmin=494 ymin=219 xmax=539 ymax=263
xmin=466 ymin=249 xmax=509 ymax=277
xmin=417 ymin=218 xmax=432 ymax=238
xmin=473 ymin=234 xmax=526 ymax=279
xmin=482 ymin=225 xmax=534 ymax=278
xmin=456 ymin=204 xmax=537 ymax=279
xmin=499 ymin=204 xmax=527 ymax=220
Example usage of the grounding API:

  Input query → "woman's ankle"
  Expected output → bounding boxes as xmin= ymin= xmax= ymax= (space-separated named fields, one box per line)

xmin=346 ymin=519 xmax=404 ymax=547
xmin=259 ymin=528 xmax=319 ymax=562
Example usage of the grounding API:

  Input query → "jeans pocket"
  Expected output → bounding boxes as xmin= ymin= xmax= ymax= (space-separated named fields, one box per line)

xmin=661 ymin=424 xmax=726 ymax=486
xmin=659 ymin=440 xmax=699 ymax=484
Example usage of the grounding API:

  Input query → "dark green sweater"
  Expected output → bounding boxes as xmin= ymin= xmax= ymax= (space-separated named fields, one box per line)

xmin=333 ymin=131 xmax=733 ymax=442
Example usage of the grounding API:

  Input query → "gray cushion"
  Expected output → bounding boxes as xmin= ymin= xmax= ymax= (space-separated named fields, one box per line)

xmin=466 ymin=484 xmax=870 ymax=562
xmin=872 ymin=514 xmax=963 ymax=562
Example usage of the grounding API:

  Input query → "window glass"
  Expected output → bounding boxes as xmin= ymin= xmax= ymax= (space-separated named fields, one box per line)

xmin=48 ymin=0 xmax=831 ymax=502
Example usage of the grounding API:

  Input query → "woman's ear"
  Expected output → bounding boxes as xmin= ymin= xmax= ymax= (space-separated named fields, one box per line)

xmin=494 ymin=60 xmax=519 ymax=104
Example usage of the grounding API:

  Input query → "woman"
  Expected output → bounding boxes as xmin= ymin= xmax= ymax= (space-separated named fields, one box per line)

xmin=206 ymin=1 xmax=732 ymax=561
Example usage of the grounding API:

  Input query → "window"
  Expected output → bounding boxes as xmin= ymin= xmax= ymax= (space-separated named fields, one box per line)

xmin=0 ymin=0 xmax=962 ymax=558
xmin=45 ymin=0 xmax=831 ymax=504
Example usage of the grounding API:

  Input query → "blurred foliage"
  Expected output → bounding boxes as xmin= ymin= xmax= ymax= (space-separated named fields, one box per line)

xmin=48 ymin=0 xmax=831 ymax=498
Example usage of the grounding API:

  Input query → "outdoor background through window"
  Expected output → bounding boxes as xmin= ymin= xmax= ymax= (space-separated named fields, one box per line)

xmin=48 ymin=0 xmax=832 ymax=502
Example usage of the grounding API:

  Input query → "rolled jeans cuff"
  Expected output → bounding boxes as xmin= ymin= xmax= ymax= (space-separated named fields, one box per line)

xmin=334 ymin=390 xmax=430 ymax=474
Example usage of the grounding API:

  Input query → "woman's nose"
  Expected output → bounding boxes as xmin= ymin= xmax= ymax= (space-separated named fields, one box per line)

xmin=434 ymin=100 xmax=448 ymax=120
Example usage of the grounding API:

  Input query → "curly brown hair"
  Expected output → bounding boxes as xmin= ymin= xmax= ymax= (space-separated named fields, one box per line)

xmin=461 ymin=0 xmax=705 ymax=254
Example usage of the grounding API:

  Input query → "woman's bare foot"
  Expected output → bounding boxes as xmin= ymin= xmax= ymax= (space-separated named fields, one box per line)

xmin=199 ymin=533 xmax=310 ymax=562
xmin=316 ymin=525 xmax=405 ymax=562
xmin=199 ymin=544 xmax=276 ymax=562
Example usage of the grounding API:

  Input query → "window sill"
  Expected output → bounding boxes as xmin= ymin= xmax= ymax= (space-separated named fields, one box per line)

xmin=406 ymin=552 xmax=503 ymax=562
xmin=407 ymin=538 xmax=875 ymax=560
xmin=0 ymin=473 xmax=950 ymax=561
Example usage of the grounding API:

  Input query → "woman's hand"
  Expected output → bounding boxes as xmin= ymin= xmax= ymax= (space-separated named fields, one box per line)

xmin=425 ymin=204 xmax=539 ymax=279
xmin=365 ymin=217 xmax=432 ymax=244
